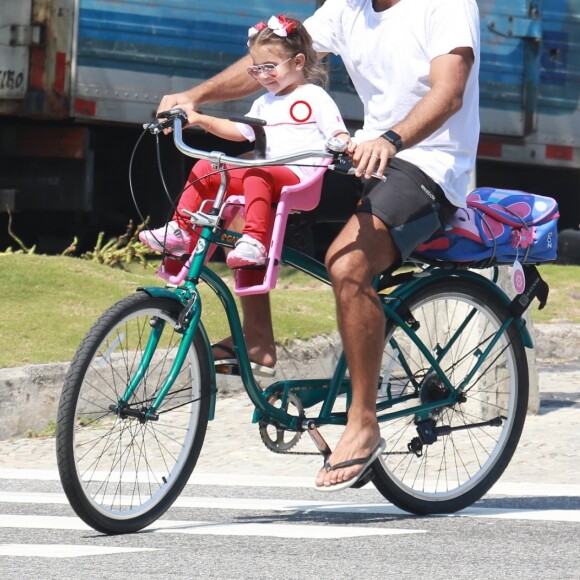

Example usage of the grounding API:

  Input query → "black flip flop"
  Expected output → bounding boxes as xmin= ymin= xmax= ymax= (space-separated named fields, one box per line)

xmin=315 ymin=438 xmax=386 ymax=492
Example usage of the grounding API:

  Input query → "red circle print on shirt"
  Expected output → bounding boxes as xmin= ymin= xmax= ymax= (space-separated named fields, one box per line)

xmin=290 ymin=101 xmax=312 ymax=123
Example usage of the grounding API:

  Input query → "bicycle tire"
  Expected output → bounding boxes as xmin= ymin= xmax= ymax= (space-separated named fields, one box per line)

xmin=372 ymin=277 xmax=528 ymax=514
xmin=56 ymin=292 xmax=211 ymax=534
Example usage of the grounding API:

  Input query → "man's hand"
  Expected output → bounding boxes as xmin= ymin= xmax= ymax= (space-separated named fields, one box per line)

xmin=349 ymin=137 xmax=397 ymax=180
xmin=156 ymin=89 xmax=199 ymax=133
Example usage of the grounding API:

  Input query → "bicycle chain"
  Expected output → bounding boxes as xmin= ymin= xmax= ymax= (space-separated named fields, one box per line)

xmin=265 ymin=448 xmax=408 ymax=456
xmin=264 ymin=448 xmax=320 ymax=456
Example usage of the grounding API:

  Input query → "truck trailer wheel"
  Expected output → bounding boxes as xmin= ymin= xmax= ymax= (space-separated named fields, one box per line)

xmin=557 ymin=229 xmax=580 ymax=265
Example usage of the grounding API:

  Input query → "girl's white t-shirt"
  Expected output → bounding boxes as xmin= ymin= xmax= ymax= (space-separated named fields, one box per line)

xmin=305 ymin=0 xmax=480 ymax=206
xmin=235 ymin=83 xmax=348 ymax=180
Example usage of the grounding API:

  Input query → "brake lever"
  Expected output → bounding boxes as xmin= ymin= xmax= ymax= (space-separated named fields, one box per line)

xmin=143 ymin=108 xmax=189 ymax=134
xmin=329 ymin=154 xmax=387 ymax=182
xmin=144 ymin=118 xmax=173 ymax=134
xmin=325 ymin=137 xmax=386 ymax=182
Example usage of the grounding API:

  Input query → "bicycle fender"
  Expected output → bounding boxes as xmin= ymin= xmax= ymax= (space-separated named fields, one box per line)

xmin=138 ymin=286 xmax=189 ymax=304
xmin=137 ymin=287 xmax=218 ymax=420
xmin=387 ymin=269 xmax=533 ymax=349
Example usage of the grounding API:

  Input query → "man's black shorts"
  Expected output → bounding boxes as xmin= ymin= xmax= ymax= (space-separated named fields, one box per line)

xmin=356 ymin=157 xmax=457 ymax=262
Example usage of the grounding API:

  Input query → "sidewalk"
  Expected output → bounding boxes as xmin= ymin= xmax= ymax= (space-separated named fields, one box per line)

xmin=1 ymin=361 xmax=579 ymax=487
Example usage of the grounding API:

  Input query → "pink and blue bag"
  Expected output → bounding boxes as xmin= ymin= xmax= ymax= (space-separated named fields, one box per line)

xmin=415 ymin=187 xmax=559 ymax=266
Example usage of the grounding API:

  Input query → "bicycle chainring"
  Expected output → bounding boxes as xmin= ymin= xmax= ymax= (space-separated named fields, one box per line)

xmin=259 ymin=393 xmax=304 ymax=453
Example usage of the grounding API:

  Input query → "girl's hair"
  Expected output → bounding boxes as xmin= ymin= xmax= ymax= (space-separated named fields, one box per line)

xmin=248 ymin=18 xmax=328 ymax=87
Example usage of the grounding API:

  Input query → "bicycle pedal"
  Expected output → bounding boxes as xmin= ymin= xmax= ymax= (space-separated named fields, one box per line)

xmin=215 ymin=362 xmax=241 ymax=376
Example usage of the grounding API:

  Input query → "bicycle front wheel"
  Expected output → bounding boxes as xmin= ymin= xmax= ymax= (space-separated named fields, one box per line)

xmin=372 ymin=277 xmax=528 ymax=514
xmin=56 ymin=292 xmax=211 ymax=534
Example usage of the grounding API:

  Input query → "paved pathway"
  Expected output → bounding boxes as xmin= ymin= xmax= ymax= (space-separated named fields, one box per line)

xmin=1 ymin=363 xmax=579 ymax=488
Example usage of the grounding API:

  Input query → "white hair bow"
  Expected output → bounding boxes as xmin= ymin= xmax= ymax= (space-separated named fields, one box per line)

xmin=266 ymin=15 xmax=289 ymax=37
xmin=247 ymin=14 xmax=297 ymax=44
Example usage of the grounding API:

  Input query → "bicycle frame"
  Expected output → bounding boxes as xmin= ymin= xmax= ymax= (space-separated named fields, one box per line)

xmin=130 ymin=218 xmax=533 ymax=434
xmin=119 ymin=113 xmax=534 ymax=436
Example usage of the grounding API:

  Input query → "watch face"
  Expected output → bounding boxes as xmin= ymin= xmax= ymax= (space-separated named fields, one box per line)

xmin=383 ymin=131 xmax=402 ymax=151
xmin=326 ymin=136 xmax=348 ymax=152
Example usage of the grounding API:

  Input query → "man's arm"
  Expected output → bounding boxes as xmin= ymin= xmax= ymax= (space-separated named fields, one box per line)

xmin=157 ymin=50 xmax=331 ymax=122
xmin=352 ymin=47 xmax=474 ymax=178
xmin=156 ymin=54 xmax=260 ymax=121
xmin=392 ymin=47 xmax=474 ymax=149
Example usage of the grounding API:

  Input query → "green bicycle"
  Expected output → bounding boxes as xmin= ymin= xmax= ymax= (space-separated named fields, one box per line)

xmin=56 ymin=109 xmax=546 ymax=534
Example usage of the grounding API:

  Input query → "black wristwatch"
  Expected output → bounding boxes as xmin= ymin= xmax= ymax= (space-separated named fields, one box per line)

xmin=381 ymin=130 xmax=403 ymax=153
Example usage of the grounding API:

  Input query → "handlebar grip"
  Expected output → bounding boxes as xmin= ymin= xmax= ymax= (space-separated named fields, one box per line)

xmin=228 ymin=115 xmax=267 ymax=126
xmin=329 ymin=155 xmax=387 ymax=182
xmin=157 ymin=108 xmax=189 ymax=121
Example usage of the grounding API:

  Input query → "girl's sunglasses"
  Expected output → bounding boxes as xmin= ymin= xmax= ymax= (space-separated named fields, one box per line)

xmin=247 ymin=57 xmax=293 ymax=80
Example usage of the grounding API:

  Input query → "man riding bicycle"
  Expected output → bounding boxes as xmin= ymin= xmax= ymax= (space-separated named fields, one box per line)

xmin=156 ymin=0 xmax=480 ymax=491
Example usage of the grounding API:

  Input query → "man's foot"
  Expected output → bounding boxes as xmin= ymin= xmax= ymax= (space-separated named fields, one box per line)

xmin=212 ymin=341 xmax=276 ymax=378
xmin=226 ymin=234 xmax=267 ymax=268
xmin=315 ymin=422 xmax=382 ymax=490
xmin=139 ymin=221 xmax=191 ymax=255
xmin=316 ymin=439 xmax=386 ymax=492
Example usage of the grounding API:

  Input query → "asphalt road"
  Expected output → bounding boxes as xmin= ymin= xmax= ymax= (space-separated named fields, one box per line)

xmin=0 ymin=471 xmax=578 ymax=580
xmin=0 ymin=361 xmax=579 ymax=579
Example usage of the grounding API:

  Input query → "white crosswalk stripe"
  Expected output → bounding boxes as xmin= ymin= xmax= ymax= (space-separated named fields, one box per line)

xmin=0 ymin=491 xmax=579 ymax=523
xmin=1 ymin=469 xmax=580 ymax=497
xmin=0 ymin=471 xmax=579 ymax=558
xmin=0 ymin=544 xmax=156 ymax=558
xmin=0 ymin=514 xmax=426 ymax=539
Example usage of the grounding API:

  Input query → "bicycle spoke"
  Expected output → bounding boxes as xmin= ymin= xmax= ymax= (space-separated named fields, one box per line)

xmin=374 ymin=279 xmax=528 ymax=513
xmin=57 ymin=294 xmax=210 ymax=533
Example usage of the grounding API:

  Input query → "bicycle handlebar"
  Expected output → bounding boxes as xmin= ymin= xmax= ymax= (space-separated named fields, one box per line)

xmin=147 ymin=108 xmax=334 ymax=168
xmin=147 ymin=108 xmax=386 ymax=181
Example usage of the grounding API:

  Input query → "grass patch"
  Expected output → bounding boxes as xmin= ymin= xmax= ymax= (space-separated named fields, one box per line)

xmin=0 ymin=254 xmax=160 ymax=367
xmin=24 ymin=420 xmax=57 ymax=439
xmin=531 ymin=264 xmax=580 ymax=323
xmin=0 ymin=254 xmax=576 ymax=368
xmin=0 ymin=254 xmax=335 ymax=368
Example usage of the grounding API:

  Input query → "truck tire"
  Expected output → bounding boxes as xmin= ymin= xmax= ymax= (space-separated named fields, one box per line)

xmin=557 ymin=229 xmax=580 ymax=265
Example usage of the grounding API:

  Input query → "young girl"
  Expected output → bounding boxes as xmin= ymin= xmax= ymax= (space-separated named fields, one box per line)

xmin=140 ymin=14 xmax=349 ymax=268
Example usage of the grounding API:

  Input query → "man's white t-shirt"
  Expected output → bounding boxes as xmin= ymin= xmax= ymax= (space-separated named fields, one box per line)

xmin=305 ymin=0 xmax=480 ymax=206
xmin=235 ymin=84 xmax=348 ymax=181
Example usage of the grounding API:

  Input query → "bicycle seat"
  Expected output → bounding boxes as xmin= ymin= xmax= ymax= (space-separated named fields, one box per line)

xmin=226 ymin=158 xmax=332 ymax=296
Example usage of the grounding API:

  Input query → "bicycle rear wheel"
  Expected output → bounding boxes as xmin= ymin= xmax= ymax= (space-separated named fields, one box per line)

xmin=372 ymin=277 xmax=528 ymax=514
xmin=56 ymin=292 xmax=211 ymax=534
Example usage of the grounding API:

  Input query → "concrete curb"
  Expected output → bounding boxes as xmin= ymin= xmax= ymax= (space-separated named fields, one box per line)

xmin=1 ymin=324 xmax=577 ymax=440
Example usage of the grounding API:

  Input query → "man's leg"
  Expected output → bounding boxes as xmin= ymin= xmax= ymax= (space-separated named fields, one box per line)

xmin=241 ymin=293 xmax=276 ymax=367
xmin=212 ymin=294 xmax=277 ymax=368
xmin=316 ymin=212 xmax=398 ymax=487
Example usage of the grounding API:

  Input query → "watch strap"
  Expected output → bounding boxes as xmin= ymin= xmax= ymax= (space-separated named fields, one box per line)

xmin=381 ymin=130 xmax=403 ymax=152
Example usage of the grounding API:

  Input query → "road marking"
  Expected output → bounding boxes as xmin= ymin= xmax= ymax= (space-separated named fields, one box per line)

xmin=1 ymin=469 xmax=579 ymax=497
xmin=456 ymin=507 xmax=580 ymax=522
xmin=0 ymin=543 xmax=155 ymax=558
xmin=0 ymin=515 xmax=424 ymax=539
xmin=152 ymin=521 xmax=422 ymax=538
xmin=0 ymin=492 xmax=579 ymax=522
